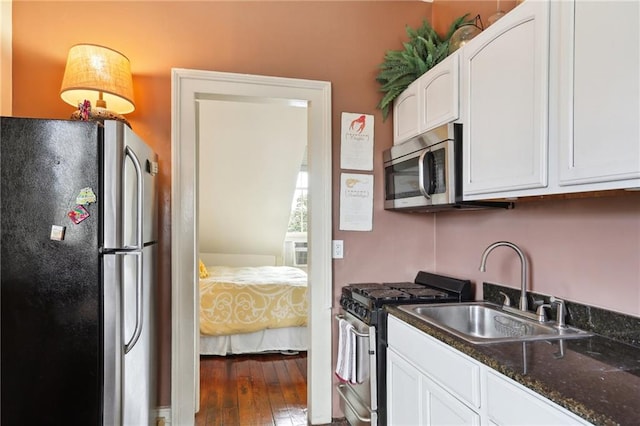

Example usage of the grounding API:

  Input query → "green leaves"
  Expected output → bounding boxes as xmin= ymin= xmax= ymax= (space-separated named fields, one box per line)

xmin=376 ymin=15 xmax=470 ymax=121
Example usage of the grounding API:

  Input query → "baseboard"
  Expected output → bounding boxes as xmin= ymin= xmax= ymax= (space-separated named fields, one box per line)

xmin=155 ymin=406 xmax=171 ymax=426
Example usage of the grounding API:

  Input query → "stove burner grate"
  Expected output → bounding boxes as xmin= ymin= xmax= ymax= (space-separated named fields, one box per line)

xmin=359 ymin=288 xmax=411 ymax=300
xmin=405 ymin=288 xmax=450 ymax=299
xmin=385 ymin=282 xmax=426 ymax=289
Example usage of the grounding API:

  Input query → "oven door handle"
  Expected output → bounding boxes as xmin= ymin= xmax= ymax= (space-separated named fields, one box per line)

xmin=334 ymin=314 xmax=370 ymax=338
xmin=336 ymin=383 xmax=373 ymax=423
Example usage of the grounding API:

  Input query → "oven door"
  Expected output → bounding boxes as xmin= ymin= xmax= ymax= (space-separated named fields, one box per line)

xmin=335 ymin=312 xmax=377 ymax=426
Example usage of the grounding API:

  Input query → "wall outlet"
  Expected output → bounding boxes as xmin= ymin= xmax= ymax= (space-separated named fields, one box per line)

xmin=332 ymin=240 xmax=344 ymax=259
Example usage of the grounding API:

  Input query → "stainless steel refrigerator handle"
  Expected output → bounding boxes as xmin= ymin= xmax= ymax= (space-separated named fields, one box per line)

xmin=123 ymin=146 xmax=144 ymax=354
xmin=124 ymin=146 xmax=144 ymax=250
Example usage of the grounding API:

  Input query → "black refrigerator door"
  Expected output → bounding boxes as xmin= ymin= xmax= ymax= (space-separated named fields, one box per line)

xmin=1 ymin=117 xmax=102 ymax=425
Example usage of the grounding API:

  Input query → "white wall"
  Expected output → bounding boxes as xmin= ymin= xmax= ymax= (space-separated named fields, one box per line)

xmin=197 ymin=97 xmax=308 ymax=263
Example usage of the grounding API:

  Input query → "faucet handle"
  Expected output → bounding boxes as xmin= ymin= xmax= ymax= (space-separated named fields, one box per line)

xmin=499 ymin=291 xmax=511 ymax=307
xmin=536 ymin=304 xmax=551 ymax=322
xmin=550 ymin=296 xmax=566 ymax=328
xmin=531 ymin=297 xmax=545 ymax=307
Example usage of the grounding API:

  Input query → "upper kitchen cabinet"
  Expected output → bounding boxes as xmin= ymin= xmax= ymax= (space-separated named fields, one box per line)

xmin=393 ymin=79 xmax=420 ymax=144
xmin=461 ymin=0 xmax=550 ymax=199
xmin=555 ymin=0 xmax=640 ymax=190
xmin=393 ymin=52 xmax=460 ymax=145
xmin=418 ymin=53 xmax=460 ymax=135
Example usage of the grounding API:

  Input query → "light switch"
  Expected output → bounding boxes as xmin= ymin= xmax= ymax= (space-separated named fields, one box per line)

xmin=332 ymin=240 xmax=344 ymax=259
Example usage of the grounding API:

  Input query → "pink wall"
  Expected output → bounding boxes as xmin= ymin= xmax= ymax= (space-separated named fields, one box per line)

xmin=434 ymin=194 xmax=640 ymax=317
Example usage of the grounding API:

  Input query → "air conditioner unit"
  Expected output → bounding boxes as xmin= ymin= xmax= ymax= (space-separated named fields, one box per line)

xmin=293 ymin=242 xmax=308 ymax=266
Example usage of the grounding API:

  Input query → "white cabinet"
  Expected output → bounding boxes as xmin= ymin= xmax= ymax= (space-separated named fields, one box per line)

xmin=486 ymin=370 xmax=589 ymax=425
xmin=555 ymin=0 xmax=640 ymax=190
xmin=387 ymin=349 xmax=421 ymax=424
xmin=387 ymin=314 xmax=591 ymax=426
xmin=461 ymin=0 xmax=550 ymax=198
xmin=387 ymin=349 xmax=479 ymax=426
xmin=423 ymin=373 xmax=479 ymax=426
xmin=461 ymin=0 xmax=640 ymax=200
xmin=393 ymin=53 xmax=460 ymax=145
xmin=393 ymin=80 xmax=420 ymax=144
xmin=387 ymin=315 xmax=482 ymax=425
xmin=418 ymin=53 xmax=460 ymax=134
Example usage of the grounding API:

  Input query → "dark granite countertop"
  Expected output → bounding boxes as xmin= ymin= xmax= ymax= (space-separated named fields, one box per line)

xmin=386 ymin=305 xmax=640 ymax=426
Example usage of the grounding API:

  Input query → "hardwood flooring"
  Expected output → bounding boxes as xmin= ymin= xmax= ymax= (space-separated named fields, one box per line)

xmin=196 ymin=352 xmax=311 ymax=426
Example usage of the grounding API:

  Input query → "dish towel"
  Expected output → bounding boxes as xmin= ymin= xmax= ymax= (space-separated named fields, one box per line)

xmin=335 ymin=318 xmax=357 ymax=383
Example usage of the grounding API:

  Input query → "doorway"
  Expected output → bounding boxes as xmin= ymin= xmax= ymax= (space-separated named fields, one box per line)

xmin=171 ymin=69 xmax=333 ymax=425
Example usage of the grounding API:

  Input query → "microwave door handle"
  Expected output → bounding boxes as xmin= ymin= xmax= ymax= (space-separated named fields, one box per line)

xmin=418 ymin=150 xmax=436 ymax=197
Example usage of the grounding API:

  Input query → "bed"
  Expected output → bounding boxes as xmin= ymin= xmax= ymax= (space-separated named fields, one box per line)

xmin=198 ymin=253 xmax=309 ymax=355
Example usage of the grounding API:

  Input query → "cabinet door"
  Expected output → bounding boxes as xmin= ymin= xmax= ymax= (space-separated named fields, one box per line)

xmin=557 ymin=0 xmax=640 ymax=188
xmin=387 ymin=349 xmax=422 ymax=425
xmin=462 ymin=0 xmax=550 ymax=198
xmin=387 ymin=315 xmax=481 ymax=409
xmin=486 ymin=370 xmax=589 ymax=425
xmin=393 ymin=81 xmax=420 ymax=145
xmin=419 ymin=52 xmax=460 ymax=132
xmin=423 ymin=375 xmax=480 ymax=426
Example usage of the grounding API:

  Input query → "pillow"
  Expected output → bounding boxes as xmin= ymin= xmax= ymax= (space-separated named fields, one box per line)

xmin=199 ymin=259 xmax=210 ymax=278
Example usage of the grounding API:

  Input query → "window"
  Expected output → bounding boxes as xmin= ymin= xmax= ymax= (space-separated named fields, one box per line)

xmin=288 ymin=171 xmax=308 ymax=233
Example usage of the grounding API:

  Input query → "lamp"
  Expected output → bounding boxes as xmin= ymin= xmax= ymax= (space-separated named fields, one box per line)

xmin=60 ymin=44 xmax=135 ymax=126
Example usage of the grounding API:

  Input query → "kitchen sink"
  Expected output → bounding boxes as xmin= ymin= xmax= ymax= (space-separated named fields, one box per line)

xmin=397 ymin=302 xmax=593 ymax=344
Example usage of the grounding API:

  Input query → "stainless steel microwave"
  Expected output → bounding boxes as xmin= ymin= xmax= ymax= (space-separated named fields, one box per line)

xmin=383 ymin=123 xmax=512 ymax=212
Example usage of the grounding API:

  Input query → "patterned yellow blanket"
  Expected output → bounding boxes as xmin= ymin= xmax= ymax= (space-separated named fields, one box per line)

xmin=199 ymin=266 xmax=308 ymax=336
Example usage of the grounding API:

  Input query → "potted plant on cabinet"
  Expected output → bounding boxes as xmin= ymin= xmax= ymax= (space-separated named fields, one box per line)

xmin=376 ymin=15 xmax=471 ymax=120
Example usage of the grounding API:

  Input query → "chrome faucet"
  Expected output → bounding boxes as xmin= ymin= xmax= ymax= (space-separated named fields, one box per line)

xmin=479 ymin=241 xmax=529 ymax=312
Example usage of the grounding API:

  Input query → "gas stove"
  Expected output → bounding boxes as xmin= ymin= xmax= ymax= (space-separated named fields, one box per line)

xmin=337 ymin=271 xmax=473 ymax=426
xmin=340 ymin=271 xmax=472 ymax=325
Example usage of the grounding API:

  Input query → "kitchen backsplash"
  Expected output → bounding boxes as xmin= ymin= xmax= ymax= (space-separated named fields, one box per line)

xmin=484 ymin=282 xmax=640 ymax=348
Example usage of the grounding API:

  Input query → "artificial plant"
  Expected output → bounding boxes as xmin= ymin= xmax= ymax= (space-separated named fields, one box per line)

xmin=376 ymin=15 xmax=470 ymax=121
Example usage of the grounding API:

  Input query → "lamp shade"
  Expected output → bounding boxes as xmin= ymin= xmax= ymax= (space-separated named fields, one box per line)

xmin=60 ymin=44 xmax=135 ymax=114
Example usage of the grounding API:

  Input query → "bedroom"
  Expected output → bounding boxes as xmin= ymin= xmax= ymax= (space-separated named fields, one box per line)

xmin=197 ymin=95 xmax=310 ymax=356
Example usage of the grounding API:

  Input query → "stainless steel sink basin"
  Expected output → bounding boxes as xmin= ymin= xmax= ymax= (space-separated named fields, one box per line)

xmin=397 ymin=302 xmax=593 ymax=344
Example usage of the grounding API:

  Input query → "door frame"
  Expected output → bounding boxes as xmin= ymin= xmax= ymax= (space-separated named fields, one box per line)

xmin=170 ymin=68 xmax=333 ymax=425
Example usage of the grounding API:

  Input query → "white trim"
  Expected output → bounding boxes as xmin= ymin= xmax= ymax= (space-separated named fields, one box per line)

xmin=171 ymin=69 xmax=333 ymax=425
xmin=155 ymin=407 xmax=172 ymax=426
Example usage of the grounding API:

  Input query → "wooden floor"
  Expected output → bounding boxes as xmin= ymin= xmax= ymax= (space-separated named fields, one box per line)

xmin=195 ymin=352 xmax=310 ymax=426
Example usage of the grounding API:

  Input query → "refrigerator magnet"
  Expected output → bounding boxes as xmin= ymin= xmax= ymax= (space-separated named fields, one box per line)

xmin=50 ymin=225 xmax=66 ymax=241
xmin=76 ymin=187 xmax=97 ymax=205
xmin=67 ymin=205 xmax=90 ymax=224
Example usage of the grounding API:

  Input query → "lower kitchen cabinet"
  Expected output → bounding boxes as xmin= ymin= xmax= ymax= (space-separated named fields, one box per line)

xmin=387 ymin=349 xmax=479 ymax=425
xmin=486 ymin=370 xmax=588 ymax=425
xmin=387 ymin=349 xmax=421 ymax=425
xmin=387 ymin=315 xmax=590 ymax=425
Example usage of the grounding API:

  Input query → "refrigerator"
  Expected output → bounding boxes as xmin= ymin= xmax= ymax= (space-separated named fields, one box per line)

xmin=0 ymin=117 xmax=158 ymax=425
